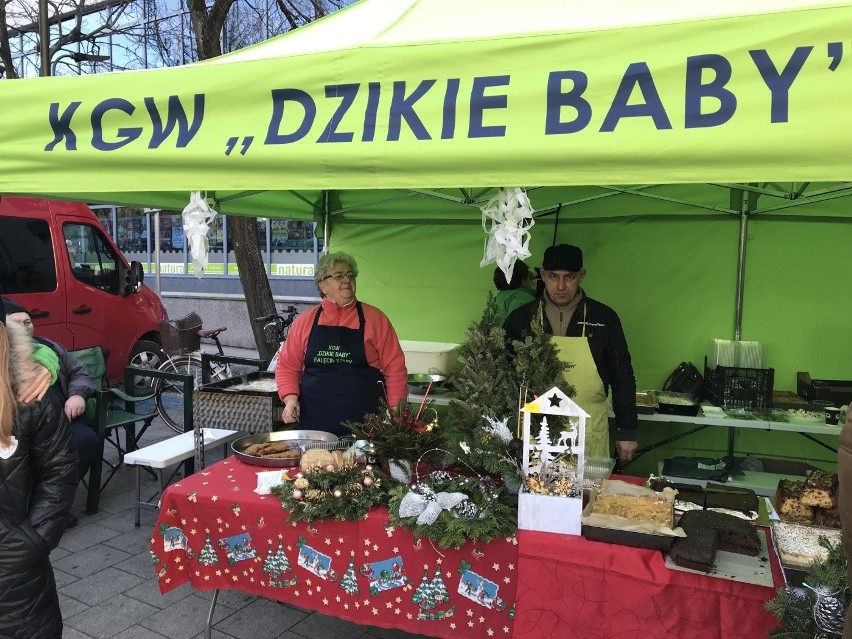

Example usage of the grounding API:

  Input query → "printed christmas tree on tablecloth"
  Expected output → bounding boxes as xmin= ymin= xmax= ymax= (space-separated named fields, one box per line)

xmin=412 ymin=569 xmax=435 ymax=610
xmin=262 ymin=541 xmax=297 ymax=588
xmin=412 ymin=564 xmax=456 ymax=621
xmin=339 ymin=557 xmax=359 ymax=596
xmin=198 ymin=535 xmax=219 ymax=566
xmin=430 ymin=565 xmax=451 ymax=604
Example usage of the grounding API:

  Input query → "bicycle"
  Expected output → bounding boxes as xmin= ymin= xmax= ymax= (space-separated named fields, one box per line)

xmin=154 ymin=312 xmax=232 ymax=433
xmin=254 ymin=305 xmax=298 ymax=371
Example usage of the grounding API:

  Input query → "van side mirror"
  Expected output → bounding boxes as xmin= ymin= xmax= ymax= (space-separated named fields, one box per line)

xmin=119 ymin=260 xmax=145 ymax=297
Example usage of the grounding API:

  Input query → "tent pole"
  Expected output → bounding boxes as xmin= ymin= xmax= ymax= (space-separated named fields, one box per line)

xmin=732 ymin=190 xmax=750 ymax=341
xmin=155 ymin=210 xmax=161 ymax=295
xmin=322 ymin=190 xmax=329 ymax=251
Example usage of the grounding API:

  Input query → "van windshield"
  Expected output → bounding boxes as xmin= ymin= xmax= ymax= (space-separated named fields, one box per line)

xmin=64 ymin=223 xmax=122 ymax=295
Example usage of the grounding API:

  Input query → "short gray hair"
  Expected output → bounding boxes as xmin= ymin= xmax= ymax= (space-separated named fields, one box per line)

xmin=315 ymin=251 xmax=358 ymax=286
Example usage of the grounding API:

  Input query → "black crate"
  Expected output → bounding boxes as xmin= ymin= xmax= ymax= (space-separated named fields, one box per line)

xmin=704 ymin=359 xmax=774 ymax=410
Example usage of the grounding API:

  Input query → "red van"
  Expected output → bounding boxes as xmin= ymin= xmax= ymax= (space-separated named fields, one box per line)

xmin=0 ymin=196 xmax=167 ymax=387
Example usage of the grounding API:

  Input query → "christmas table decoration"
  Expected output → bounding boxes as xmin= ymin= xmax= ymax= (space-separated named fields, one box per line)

xmin=388 ymin=450 xmax=517 ymax=549
xmin=517 ymin=386 xmax=587 ymax=536
xmin=272 ymin=462 xmax=388 ymax=523
xmin=765 ymin=537 xmax=848 ymax=638
xmin=345 ymin=399 xmax=444 ymax=484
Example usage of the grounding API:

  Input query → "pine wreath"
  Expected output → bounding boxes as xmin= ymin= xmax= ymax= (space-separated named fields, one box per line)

xmin=765 ymin=536 xmax=849 ymax=638
xmin=272 ymin=463 xmax=389 ymax=523
xmin=387 ymin=473 xmax=517 ymax=549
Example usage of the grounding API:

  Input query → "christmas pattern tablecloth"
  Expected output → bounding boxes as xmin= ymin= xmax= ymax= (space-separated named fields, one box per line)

xmin=151 ymin=458 xmax=517 ymax=639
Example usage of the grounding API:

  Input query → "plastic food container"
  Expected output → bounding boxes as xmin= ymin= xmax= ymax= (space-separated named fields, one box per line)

xmin=654 ymin=391 xmax=701 ymax=417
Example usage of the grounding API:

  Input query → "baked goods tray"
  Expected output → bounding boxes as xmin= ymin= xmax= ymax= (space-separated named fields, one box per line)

xmin=769 ymin=520 xmax=842 ymax=585
xmin=665 ymin=528 xmax=773 ymax=587
xmin=582 ymin=525 xmax=676 ymax=551
xmin=232 ymin=430 xmax=348 ymax=467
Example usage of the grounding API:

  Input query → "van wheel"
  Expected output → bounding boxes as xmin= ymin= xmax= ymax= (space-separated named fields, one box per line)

xmin=128 ymin=339 xmax=166 ymax=396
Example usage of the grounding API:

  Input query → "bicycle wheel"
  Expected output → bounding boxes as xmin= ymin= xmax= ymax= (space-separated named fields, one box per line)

xmin=154 ymin=355 xmax=204 ymax=433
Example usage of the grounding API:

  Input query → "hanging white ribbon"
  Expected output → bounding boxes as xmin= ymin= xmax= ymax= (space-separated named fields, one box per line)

xmin=479 ymin=187 xmax=535 ymax=283
xmin=182 ymin=191 xmax=217 ymax=279
xmin=398 ymin=485 xmax=469 ymax=526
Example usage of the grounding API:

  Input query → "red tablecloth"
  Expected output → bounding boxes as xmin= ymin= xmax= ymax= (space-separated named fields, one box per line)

xmin=150 ymin=462 xmax=782 ymax=639
xmin=150 ymin=458 xmax=519 ymax=639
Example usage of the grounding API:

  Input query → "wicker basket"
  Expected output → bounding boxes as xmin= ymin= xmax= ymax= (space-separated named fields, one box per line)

xmin=160 ymin=312 xmax=202 ymax=356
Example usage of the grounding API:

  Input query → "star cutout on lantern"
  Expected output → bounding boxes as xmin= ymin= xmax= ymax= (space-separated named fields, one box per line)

xmin=548 ymin=393 xmax=562 ymax=407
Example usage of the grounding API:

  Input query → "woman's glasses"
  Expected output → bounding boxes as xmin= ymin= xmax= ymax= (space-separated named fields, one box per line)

xmin=323 ymin=271 xmax=357 ymax=282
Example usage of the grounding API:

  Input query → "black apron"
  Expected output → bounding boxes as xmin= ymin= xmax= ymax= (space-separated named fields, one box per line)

xmin=298 ymin=302 xmax=384 ymax=437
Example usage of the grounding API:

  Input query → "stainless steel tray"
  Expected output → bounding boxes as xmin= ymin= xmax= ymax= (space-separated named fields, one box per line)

xmin=232 ymin=430 xmax=340 ymax=467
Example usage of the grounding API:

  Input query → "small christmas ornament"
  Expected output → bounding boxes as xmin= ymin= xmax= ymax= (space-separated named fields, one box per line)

xmin=363 ymin=476 xmax=374 ymax=487
xmin=805 ymin=583 xmax=845 ymax=636
xmin=452 ymin=499 xmax=479 ymax=519
xmin=326 ymin=464 xmax=336 ymax=472
xmin=334 ymin=489 xmax=343 ymax=499
xmin=292 ymin=489 xmax=303 ymax=501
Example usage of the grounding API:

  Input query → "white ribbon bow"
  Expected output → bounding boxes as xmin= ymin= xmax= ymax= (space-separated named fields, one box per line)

xmin=182 ymin=191 xmax=218 ymax=279
xmin=479 ymin=187 xmax=535 ymax=283
xmin=398 ymin=486 xmax=469 ymax=526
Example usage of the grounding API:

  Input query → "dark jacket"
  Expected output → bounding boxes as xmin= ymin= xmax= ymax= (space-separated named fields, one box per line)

xmin=35 ymin=336 xmax=96 ymax=403
xmin=503 ymin=291 xmax=638 ymax=440
xmin=0 ymin=348 xmax=78 ymax=638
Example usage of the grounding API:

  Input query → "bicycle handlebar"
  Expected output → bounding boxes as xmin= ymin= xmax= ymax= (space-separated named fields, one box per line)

xmin=253 ymin=305 xmax=299 ymax=324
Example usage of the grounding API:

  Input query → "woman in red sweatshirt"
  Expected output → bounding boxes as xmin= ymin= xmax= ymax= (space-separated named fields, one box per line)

xmin=275 ymin=252 xmax=407 ymax=437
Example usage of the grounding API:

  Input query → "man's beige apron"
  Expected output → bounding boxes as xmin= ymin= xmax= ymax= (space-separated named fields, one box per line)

xmin=551 ymin=305 xmax=610 ymax=458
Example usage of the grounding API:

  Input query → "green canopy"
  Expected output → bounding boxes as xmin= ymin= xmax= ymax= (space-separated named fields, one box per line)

xmin=1 ymin=0 xmax=850 ymax=426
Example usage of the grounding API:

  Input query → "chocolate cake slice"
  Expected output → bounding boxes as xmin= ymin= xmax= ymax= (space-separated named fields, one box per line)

xmin=669 ymin=526 xmax=718 ymax=572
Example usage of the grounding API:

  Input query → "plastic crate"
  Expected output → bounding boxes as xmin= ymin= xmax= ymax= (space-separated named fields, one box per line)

xmin=704 ymin=359 xmax=774 ymax=410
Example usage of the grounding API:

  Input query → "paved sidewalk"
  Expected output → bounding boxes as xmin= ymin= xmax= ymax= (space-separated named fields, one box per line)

xmin=54 ymin=377 xmax=433 ymax=638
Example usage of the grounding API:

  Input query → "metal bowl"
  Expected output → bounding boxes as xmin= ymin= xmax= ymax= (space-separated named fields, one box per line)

xmin=407 ymin=373 xmax=447 ymax=392
xmin=232 ymin=430 xmax=338 ymax=467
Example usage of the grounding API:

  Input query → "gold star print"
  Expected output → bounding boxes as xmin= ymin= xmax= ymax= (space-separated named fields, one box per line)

xmin=193 ymin=517 xmax=198 ymax=523
xmin=294 ymin=591 xmax=300 ymax=596
xmin=423 ymin=563 xmax=429 ymax=570
xmin=385 ymin=602 xmax=393 ymax=609
xmin=492 ymin=563 xmax=500 ymax=571
xmin=195 ymin=570 xmax=200 ymax=577
xmin=363 ymin=538 xmax=371 ymax=546
xmin=406 ymin=613 xmax=413 ymax=620
xmin=508 ymin=563 xmax=515 ymax=571
xmin=316 ymin=585 xmax=322 ymax=592
xmin=450 ymin=623 xmax=456 ymax=629
xmin=308 ymin=590 xmax=313 ymax=596
xmin=354 ymin=602 xmax=360 ymax=609
xmin=372 ymin=544 xmax=378 ymax=551
xmin=487 ymin=629 xmax=494 ymax=637
xmin=467 ymin=609 xmax=474 ymax=617
xmin=203 ymin=575 xmax=210 ymax=581
xmin=250 ymin=577 xmax=255 ymax=583
xmin=372 ymin=608 xmax=379 ymax=616
xmin=181 ymin=519 xmax=187 ymax=525
xmin=468 ymin=621 xmax=474 ymax=628
xmin=215 ymin=570 xmax=222 ymax=576
xmin=480 ymin=616 xmax=485 ymax=623
xmin=232 ymin=575 xmax=238 ymax=582
xmin=241 ymin=525 xmax=247 ymax=531
xmin=279 ymin=533 xmax=284 ymax=539
xmin=211 ymin=496 xmax=218 ymax=502
xmin=287 ymin=546 xmax=292 ymax=552
xmin=190 ymin=529 xmax=196 ymax=536
xmin=344 ymin=603 xmax=349 ymax=610
xmin=364 ymin=550 xmax=370 ymax=557
xmin=395 ymin=597 xmax=401 ymax=604
xmin=323 ymin=598 xmax=329 ymax=605
xmin=336 ymin=596 xmax=341 ymax=603
xmin=243 ymin=571 xmax=249 ymax=576
xmin=325 ymin=538 xmax=332 ymax=545
xmin=436 ymin=557 xmax=443 ymax=565
xmin=218 ymin=528 xmax=223 ymax=533
xmin=306 ymin=579 xmax=312 ymax=586
xmin=503 ymin=577 xmax=511 ymax=584
xmin=445 ymin=572 xmax=452 ymax=579
xmin=335 ymin=550 xmax=341 ymax=556
xmin=223 ymin=568 xmax=230 ymax=574
xmin=338 ymin=537 xmax=344 ymax=544
xmin=363 ymin=599 xmax=370 ymax=606
xmin=175 ymin=557 xmax=182 ymax=564
xmin=504 ymin=626 xmax=510 ymax=633
xmin=202 ymin=482 xmax=208 ymax=486
xmin=205 ymin=528 xmax=210 ymax=534
xmin=392 ymin=547 xmax=399 ymax=553
xmin=394 ymin=608 xmax=400 ymax=615
xmin=249 ymin=567 xmax=255 ymax=573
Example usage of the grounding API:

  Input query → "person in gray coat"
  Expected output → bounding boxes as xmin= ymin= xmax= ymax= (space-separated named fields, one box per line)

xmin=0 ymin=296 xmax=78 ymax=639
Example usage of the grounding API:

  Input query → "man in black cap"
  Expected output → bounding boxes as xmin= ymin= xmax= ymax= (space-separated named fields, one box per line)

xmin=504 ymin=244 xmax=638 ymax=464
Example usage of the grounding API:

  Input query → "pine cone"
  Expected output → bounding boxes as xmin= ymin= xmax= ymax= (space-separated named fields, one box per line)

xmin=305 ymin=489 xmax=323 ymax=502
xmin=452 ymin=499 xmax=479 ymax=519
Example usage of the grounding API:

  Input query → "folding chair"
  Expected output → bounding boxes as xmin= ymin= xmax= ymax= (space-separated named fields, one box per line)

xmin=69 ymin=346 xmax=159 ymax=514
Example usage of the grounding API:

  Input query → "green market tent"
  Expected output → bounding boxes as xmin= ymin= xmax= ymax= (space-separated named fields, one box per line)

xmin=2 ymin=0 xmax=851 ymax=469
